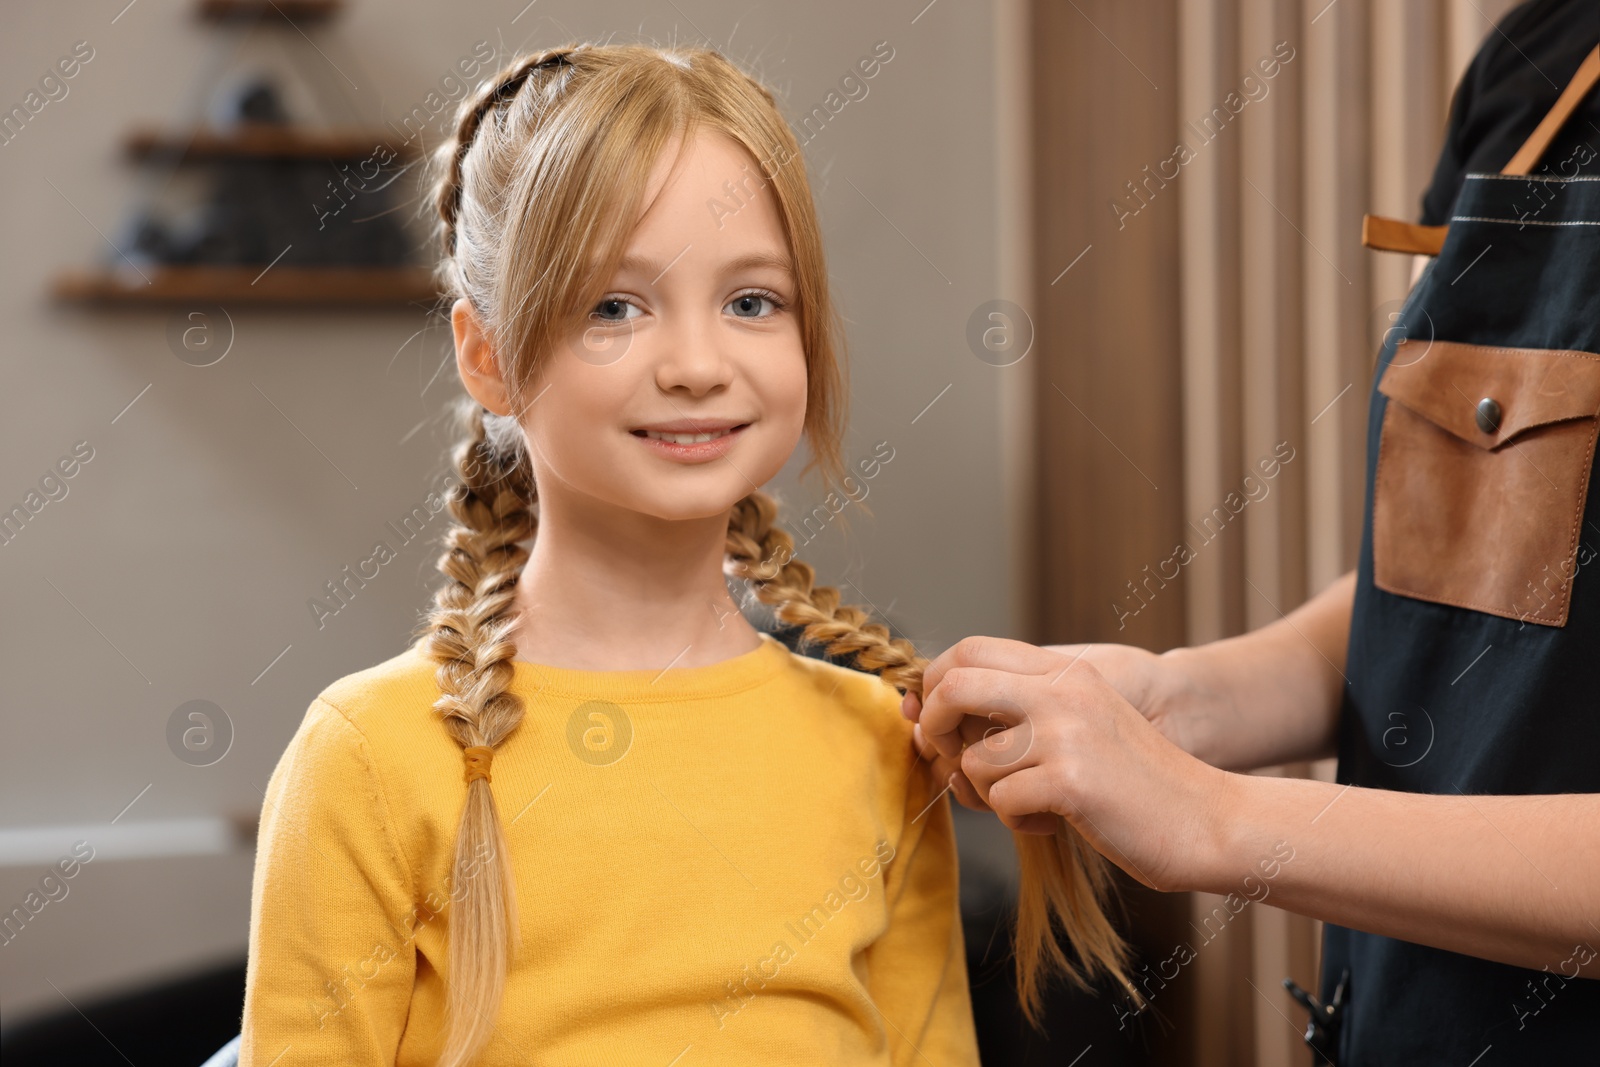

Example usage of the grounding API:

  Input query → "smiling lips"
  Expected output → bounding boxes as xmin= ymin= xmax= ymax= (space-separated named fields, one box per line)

xmin=630 ymin=419 xmax=750 ymax=461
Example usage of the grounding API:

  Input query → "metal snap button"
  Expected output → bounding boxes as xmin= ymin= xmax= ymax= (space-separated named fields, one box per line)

xmin=1475 ymin=397 xmax=1502 ymax=434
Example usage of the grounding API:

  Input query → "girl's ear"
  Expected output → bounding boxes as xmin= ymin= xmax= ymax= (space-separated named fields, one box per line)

xmin=452 ymin=298 xmax=513 ymax=416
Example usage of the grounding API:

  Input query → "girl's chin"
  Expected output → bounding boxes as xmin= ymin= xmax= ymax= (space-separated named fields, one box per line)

xmin=592 ymin=478 xmax=765 ymax=523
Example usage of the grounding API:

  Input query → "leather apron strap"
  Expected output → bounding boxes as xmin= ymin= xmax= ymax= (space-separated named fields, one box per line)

xmin=1362 ymin=42 xmax=1600 ymax=256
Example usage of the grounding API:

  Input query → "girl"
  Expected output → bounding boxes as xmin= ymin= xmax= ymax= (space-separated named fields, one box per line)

xmin=239 ymin=42 xmax=1127 ymax=1067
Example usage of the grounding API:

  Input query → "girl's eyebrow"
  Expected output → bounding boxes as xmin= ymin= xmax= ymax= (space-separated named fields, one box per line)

xmin=718 ymin=251 xmax=795 ymax=276
xmin=616 ymin=250 xmax=795 ymax=281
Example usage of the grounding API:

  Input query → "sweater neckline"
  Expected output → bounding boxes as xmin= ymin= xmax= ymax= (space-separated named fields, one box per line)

xmin=506 ymin=630 xmax=791 ymax=702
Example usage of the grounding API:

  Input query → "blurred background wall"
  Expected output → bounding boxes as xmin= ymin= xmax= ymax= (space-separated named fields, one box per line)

xmin=0 ymin=0 xmax=1522 ymax=1065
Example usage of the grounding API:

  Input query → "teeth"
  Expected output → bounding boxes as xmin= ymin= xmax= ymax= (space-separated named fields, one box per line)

xmin=644 ymin=428 xmax=732 ymax=444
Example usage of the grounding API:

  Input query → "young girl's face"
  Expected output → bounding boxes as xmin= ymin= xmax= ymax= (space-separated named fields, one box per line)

xmin=521 ymin=128 xmax=808 ymax=524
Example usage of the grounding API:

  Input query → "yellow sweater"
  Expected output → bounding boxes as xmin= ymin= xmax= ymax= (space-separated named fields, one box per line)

xmin=239 ymin=632 xmax=981 ymax=1066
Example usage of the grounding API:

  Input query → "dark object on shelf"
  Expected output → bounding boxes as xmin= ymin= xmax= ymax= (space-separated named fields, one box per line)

xmin=189 ymin=158 xmax=412 ymax=266
xmin=104 ymin=154 xmax=414 ymax=271
xmin=118 ymin=209 xmax=187 ymax=264
xmin=222 ymin=76 xmax=290 ymax=125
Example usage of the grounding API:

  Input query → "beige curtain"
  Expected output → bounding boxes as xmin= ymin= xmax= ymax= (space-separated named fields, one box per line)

xmin=1024 ymin=1 xmax=1518 ymax=1063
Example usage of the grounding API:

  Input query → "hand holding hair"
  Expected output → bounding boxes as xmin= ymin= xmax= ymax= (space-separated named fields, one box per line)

xmin=905 ymin=639 xmax=1217 ymax=819
xmin=911 ymin=635 xmax=1235 ymax=895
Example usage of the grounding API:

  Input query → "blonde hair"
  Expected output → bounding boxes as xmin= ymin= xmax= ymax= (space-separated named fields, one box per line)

xmin=417 ymin=42 xmax=1130 ymax=1065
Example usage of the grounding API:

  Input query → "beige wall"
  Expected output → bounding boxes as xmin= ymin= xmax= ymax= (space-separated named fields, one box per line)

xmin=0 ymin=0 xmax=1015 ymax=1023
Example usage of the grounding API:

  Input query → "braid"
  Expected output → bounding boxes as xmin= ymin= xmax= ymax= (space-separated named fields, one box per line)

xmin=724 ymin=490 xmax=924 ymax=693
xmin=424 ymin=397 xmax=536 ymax=744
xmin=415 ymin=395 xmax=537 ymax=1067
xmin=433 ymin=45 xmax=582 ymax=271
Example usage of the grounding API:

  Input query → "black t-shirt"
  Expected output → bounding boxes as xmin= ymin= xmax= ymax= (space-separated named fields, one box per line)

xmin=1419 ymin=0 xmax=1600 ymax=226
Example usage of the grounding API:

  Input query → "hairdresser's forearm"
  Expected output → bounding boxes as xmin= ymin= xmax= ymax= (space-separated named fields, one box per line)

xmin=1155 ymin=571 xmax=1353 ymax=772
xmin=1206 ymin=772 xmax=1600 ymax=971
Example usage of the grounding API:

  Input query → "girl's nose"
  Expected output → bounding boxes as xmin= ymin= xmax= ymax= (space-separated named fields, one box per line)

xmin=654 ymin=313 xmax=734 ymax=395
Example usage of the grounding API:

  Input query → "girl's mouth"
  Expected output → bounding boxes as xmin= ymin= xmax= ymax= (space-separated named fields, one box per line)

xmin=630 ymin=423 xmax=750 ymax=461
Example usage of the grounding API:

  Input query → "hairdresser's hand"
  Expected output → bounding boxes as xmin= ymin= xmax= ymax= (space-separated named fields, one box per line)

xmin=909 ymin=636 xmax=1234 ymax=892
xmin=904 ymin=641 xmax=1216 ymax=818
xmin=1039 ymin=642 xmax=1225 ymax=759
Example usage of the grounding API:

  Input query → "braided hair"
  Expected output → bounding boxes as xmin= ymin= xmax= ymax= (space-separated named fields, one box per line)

xmin=416 ymin=44 xmax=1131 ymax=1064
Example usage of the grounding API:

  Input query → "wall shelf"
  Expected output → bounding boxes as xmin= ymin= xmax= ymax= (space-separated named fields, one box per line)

xmin=124 ymin=124 xmax=415 ymax=162
xmin=51 ymin=0 xmax=430 ymax=313
xmin=53 ymin=266 xmax=439 ymax=306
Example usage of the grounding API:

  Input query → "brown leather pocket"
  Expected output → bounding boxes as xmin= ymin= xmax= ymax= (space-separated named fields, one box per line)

xmin=1374 ymin=340 xmax=1600 ymax=626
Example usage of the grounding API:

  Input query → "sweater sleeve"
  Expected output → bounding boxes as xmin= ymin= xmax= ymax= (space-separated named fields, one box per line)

xmin=865 ymin=753 xmax=982 ymax=1067
xmin=239 ymin=697 xmax=418 ymax=1067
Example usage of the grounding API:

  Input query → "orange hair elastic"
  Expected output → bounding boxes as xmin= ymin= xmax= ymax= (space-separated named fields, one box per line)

xmin=462 ymin=745 xmax=495 ymax=784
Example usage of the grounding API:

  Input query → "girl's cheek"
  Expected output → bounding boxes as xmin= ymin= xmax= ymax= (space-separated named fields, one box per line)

xmin=760 ymin=357 xmax=807 ymax=432
xmin=767 ymin=340 xmax=809 ymax=413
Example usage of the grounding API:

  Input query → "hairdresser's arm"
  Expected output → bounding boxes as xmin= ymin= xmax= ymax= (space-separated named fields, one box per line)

xmin=1099 ymin=568 xmax=1354 ymax=771
xmin=914 ymin=636 xmax=1600 ymax=974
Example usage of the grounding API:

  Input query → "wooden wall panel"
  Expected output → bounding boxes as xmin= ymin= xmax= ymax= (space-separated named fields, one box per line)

xmin=1180 ymin=0 xmax=1246 ymax=648
xmin=1028 ymin=0 xmax=1186 ymax=652
xmin=1302 ymin=0 xmax=1373 ymax=593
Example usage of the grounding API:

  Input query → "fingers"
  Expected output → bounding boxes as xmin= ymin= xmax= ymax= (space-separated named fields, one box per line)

xmin=974 ymin=763 xmax=1069 ymax=830
xmin=914 ymin=720 xmax=987 ymax=760
xmin=913 ymin=720 xmax=994 ymax=816
xmin=999 ymin=811 xmax=1059 ymax=836
xmin=919 ymin=636 xmax=1068 ymax=711
xmin=947 ymin=767 xmax=991 ymax=812
xmin=917 ymin=665 xmax=1034 ymax=759
xmin=958 ymin=720 xmax=1041 ymax=798
xmin=901 ymin=690 xmax=921 ymax=722
xmin=914 ymin=714 xmax=1003 ymax=762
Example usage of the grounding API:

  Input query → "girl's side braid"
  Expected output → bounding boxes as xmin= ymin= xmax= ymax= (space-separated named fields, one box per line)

xmin=416 ymin=49 xmax=575 ymax=1067
xmin=723 ymin=489 xmax=1138 ymax=1021
xmin=417 ymin=397 xmax=538 ymax=1067
xmin=724 ymin=490 xmax=923 ymax=692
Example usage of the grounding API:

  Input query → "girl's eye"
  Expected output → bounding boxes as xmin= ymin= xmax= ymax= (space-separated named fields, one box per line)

xmin=726 ymin=290 xmax=785 ymax=319
xmin=591 ymin=297 xmax=640 ymax=323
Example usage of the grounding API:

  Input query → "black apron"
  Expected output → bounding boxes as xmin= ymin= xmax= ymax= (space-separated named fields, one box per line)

xmin=1316 ymin=43 xmax=1600 ymax=1067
